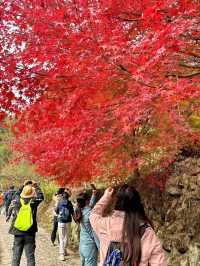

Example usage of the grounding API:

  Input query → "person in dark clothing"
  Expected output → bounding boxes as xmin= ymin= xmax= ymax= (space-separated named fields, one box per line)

xmin=4 ymin=185 xmax=16 ymax=217
xmin=8 ymin=184 xmax=44 ymax=266
xmin=55 ymin=191 xmax=74 ymax=261
xmin=51 ymin=187 xmax=65 ymax=245
xmin=6 ymin=186 xmax=24 ymax=223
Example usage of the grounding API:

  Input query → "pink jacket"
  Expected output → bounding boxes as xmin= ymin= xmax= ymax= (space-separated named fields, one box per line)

xmin=90 ymin=194 xmax=167 ymax=266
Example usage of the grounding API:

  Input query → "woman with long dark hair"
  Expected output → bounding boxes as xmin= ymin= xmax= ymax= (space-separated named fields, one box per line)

xmin=90 ymin=184 xmax=166 ymax=266
xmin=74 ymin=190 xmax=99 ymax=266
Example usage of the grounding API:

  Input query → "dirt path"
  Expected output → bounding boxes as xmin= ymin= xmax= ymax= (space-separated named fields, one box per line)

xmin=0 ymin=214 xmax=80 ymax=266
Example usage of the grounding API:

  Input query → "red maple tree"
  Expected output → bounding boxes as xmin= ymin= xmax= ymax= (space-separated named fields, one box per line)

xmin=1 ymin=0 xmax=200 ymax=186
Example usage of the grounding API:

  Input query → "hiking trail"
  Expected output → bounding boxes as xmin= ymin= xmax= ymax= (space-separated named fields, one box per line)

xmin=0 ymin=214 xmax=80 ymax=266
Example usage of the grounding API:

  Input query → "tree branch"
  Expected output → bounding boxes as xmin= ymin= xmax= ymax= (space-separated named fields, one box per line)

xmin=166 ymin=71 xmax=200 ymax=78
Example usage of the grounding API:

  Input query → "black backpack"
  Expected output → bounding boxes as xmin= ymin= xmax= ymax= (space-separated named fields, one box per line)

xmin=103 ymin=223 xmax=150 ymax=266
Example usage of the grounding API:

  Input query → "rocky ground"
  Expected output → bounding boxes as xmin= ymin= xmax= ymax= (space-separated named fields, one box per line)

xmin=0 ymin=215 xmax=80 ymax=266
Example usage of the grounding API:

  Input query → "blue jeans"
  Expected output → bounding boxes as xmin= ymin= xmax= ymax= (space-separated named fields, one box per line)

xmin=80 ymin=242 xmax=98 ymax=266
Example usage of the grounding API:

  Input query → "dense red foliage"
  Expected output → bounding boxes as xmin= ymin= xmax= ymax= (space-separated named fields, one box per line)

xmin=1 ymin=1 xmax=200 ymax=186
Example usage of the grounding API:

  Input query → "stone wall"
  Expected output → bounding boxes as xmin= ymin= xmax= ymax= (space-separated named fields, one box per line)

xmin=137 ymin=156 xmax=200 ymax=266
xmin=161 ymin=157 xmax=200 ymax=266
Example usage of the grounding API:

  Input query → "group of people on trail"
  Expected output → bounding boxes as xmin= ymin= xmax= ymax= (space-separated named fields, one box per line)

xmin=50 ymin=184 xmax=167 ymax=266
xmin=1 ymin=181 xmax=167 ymax=266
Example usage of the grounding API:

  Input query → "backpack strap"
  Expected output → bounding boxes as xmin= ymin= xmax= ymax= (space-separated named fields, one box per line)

xmin=20 ymin=198 xmax=31 ymax=207
xmin=20 ymin=198 xmax=25 ymax=206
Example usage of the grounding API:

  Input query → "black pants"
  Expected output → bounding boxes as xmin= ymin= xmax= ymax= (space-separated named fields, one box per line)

xmin=51 ymin=216 xmax=58 ymax=244
xmin=5 ymin=202 xmax=10 ymax=217
xmin=12 ymin=235 xmax=36 ymax=266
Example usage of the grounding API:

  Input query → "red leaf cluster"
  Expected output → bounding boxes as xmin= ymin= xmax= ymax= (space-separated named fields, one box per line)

xmin=1 ymin=0 xmax=200 ymax=186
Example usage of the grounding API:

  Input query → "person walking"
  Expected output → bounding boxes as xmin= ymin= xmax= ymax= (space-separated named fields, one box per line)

xmin=4 ymin=185 xmax=16 ymax=217
xmin=74 ymin=189 xmax=99 ymax=266
xmin=51 ymin=187 xmax=65 ymax=245
xmin=55 ymin=191 xmax=74 ymax=261
xmin=90 ymin=184 xmax=167 ymax=266
xmin=8 ymin=183 xmax=44 ymax=266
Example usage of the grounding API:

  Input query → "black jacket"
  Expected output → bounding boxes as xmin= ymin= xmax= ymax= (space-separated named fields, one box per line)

xmin=8 ymin=186 xmax=44 ymax=236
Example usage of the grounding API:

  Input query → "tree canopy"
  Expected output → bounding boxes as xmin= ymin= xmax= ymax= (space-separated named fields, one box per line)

xmin=1 ymin=0 xmax=200 ymax=186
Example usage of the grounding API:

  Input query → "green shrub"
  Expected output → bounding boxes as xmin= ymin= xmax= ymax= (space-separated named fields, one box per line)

xmin=189 ymin=114 xmax=200 ymax=129
xmin=40 ymin=181 xmax=58 ymax=202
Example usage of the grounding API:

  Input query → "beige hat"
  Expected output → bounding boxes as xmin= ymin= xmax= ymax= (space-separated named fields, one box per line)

xmin=20 ymin=185 xmax=36 ymax=199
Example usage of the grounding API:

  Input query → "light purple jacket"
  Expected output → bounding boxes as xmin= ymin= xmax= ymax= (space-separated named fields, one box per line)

xmin=90 ymin=194 xmax=167 ymax=266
